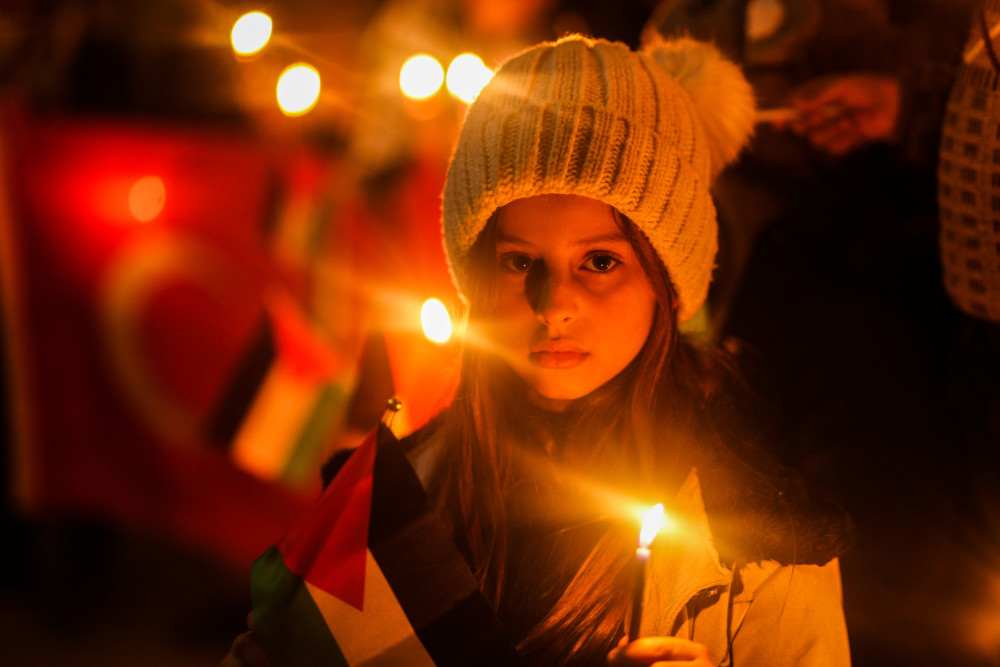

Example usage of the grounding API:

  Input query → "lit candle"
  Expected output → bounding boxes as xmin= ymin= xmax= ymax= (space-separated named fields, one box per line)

xmin=629 ymin=503 xmax=666 ymax=641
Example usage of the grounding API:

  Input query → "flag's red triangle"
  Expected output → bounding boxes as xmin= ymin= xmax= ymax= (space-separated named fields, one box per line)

xmin=265 ymin=288 xmax=340 ymax=383
xmin=276 ymin=430 xmax=375 ymax=611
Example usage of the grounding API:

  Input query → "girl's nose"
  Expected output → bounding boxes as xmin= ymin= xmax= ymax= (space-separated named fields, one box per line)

xmin=531 ymin=270 xmax=578 ymax=328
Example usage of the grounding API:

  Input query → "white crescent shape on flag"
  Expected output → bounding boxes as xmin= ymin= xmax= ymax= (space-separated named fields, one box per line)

xmin=97 ymin=231 xmax=244 ymax=449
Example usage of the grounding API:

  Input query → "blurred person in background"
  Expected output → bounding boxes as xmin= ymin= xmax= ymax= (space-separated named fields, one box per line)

xmin=651 ymin=1 xmax=999 ymax=665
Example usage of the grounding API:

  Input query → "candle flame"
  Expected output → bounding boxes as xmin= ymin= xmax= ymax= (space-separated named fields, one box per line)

xmin=639 ymin=503 xmax=666 ymax=548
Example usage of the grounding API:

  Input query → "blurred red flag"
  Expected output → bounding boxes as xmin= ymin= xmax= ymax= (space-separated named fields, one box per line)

xmin=0 ymin=104 xmax=327 ymax=570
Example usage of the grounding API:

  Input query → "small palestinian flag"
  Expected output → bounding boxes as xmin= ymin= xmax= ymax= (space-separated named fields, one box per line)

xmin=251 ymin=426 xmax=522 ymax=666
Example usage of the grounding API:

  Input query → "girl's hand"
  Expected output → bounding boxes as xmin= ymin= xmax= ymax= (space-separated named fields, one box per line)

xmin=220 ymin=613 xmax=271 ymax=667
xmin=606 ymin=636 xmax=711 ymax=666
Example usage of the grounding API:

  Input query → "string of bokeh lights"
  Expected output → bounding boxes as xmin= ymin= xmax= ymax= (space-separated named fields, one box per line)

xmin=229 ymin=11 xmax=465 ymax=343
xmin=229 ymin=11 xmax=494 ymax=115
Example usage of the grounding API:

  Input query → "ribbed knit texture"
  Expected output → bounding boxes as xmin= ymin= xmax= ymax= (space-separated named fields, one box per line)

xmin=442 ymin=35 xmax=718 ymax=322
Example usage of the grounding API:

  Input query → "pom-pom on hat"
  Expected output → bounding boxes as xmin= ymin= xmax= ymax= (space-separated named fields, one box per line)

xmin=442 ymin=34 xmax=755 ymax=321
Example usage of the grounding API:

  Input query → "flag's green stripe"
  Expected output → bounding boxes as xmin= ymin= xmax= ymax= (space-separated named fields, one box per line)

xmin=251 ymin=546 xmax=349 ymax=667
xmin=282 ymin=383 xmax=346 ymax=485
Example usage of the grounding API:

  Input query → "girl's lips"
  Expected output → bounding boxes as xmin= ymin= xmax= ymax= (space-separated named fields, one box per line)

xmin=529 ymin=351 xmax=589 ymax=369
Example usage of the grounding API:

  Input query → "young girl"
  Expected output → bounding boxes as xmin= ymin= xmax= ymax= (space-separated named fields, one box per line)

xmin=226 ymin=34 xmax=852 ymax=666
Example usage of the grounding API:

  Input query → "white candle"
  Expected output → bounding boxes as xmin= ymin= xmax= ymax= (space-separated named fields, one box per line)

xmin=628 ymin=504 xmax=665 ymax=640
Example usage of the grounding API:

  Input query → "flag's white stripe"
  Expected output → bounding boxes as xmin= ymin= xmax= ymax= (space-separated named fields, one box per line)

xmin=232 ymin=362 xmax=320 ymax=480
xmin=306 ymin=550 xmax=437 ymax=667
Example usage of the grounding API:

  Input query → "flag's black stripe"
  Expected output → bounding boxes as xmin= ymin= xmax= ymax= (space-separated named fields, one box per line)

xmin=204 ymin=316 xmax=275 ymax=449
xmin=371 ymin=511 xmax=480 ymax=623
xmin=368 ymin=430 xmax=523 ymax=666
xmin=368 ymin=424 xmax=429 ymax=541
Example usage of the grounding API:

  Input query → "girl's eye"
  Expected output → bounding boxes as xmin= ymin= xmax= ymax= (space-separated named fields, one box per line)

xmin=582 ymin=254 xmax=618 ymax=272
xmin=502 ymin=254 xmax=534 ymax=273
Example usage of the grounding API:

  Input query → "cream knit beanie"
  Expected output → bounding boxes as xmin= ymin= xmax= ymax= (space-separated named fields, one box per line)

xmin=442 ymin=34 xmax=755 ymax=321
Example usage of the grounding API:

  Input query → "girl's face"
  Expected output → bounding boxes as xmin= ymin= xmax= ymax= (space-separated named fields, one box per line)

xmin=485 ymin=194 xmax=657 ymax=402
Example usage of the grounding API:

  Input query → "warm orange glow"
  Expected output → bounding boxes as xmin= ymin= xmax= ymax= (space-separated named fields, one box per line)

xmin=128 ymin=175 xmax=165 ymax=222
xmin=962 ymin=566 xmax=1000 ymax=658
xmin=639 ymin=503 xmax=667 ymax=548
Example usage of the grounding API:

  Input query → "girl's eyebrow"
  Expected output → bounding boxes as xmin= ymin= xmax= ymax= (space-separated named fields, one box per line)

xmin=495 ymin=233 xmax=531 ymax=246
xmin=495 ymin=232 xmax=628 ymax=247
xmin=572 ymin=232 xmax=629 ymax=247
xmin=495 ymin=232 xmax=547 ymax=247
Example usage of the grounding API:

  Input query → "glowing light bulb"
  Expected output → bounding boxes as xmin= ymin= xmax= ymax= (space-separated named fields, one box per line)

xmin=400 ymin=54 xmax=444 ymax=100
xmin=231 ymin=12 xmax=272 ymax=56
xmin=446 ymin=53 xmax=493 ymax=103
xmin=421 ymin=298 xmax=452 ymax=344
xmin=276 ymin=63 xmax=321 ymax=116
xmin=128 ymin=176 xmax=165 ymax=222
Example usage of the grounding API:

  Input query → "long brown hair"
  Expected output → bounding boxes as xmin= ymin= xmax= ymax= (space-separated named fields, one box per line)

xmin=423 ymin=207 xmax=848 ymax=664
